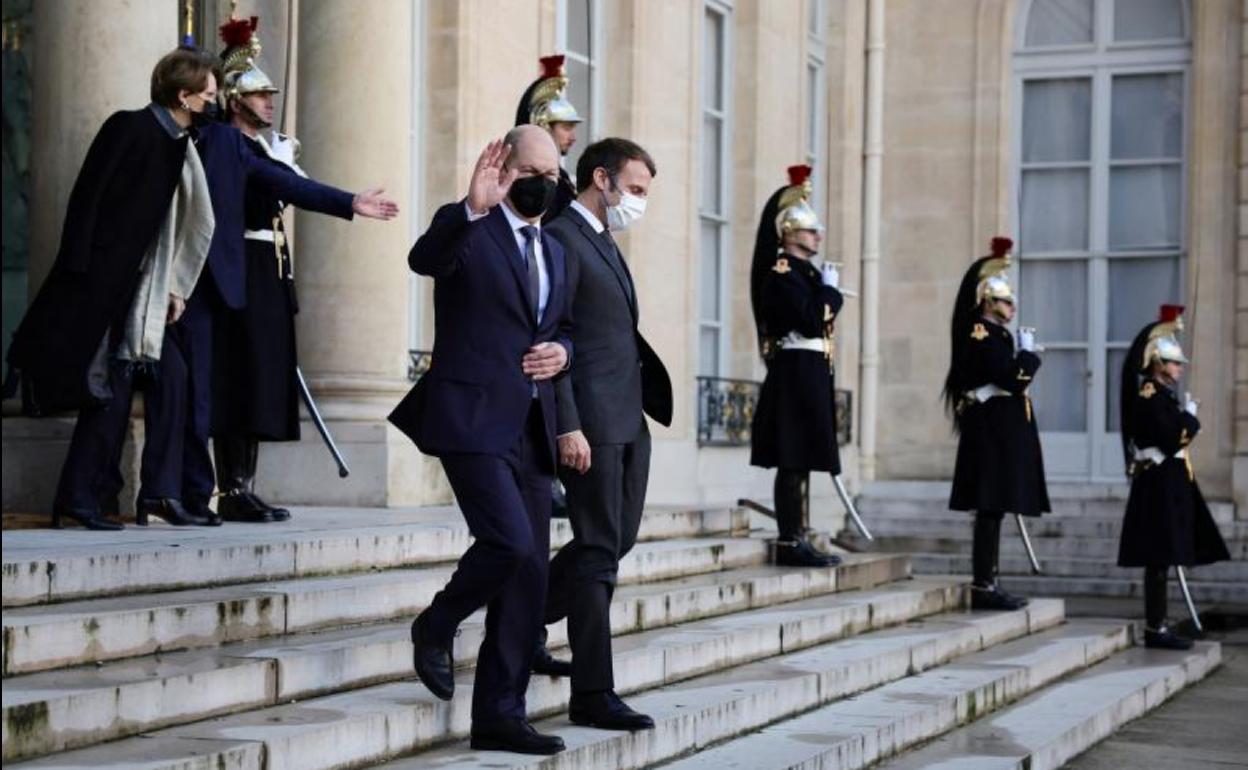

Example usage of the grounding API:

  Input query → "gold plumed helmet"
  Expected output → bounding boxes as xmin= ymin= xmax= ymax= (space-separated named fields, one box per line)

xmin=775 ymin=165 xmax=823 ymax=236
xmin=974 ymin=237 xmax=1015 ymax=306
xmin=525 ymin=55 xmax=582 ymax=127
xmin=1143 ymin=305 xmax=1188 ymax=367
xmin=219 ymin=15 xmax=279 ymax=105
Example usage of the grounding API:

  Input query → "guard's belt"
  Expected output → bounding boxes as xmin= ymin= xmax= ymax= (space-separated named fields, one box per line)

xmin=778 ymin=333 xmax=826 ymax=354
xmin=244 ymin=228 xmax=276 ymax=242
xmin=1133 ymin=446 xmax=1187 ymax=466
xmin=963 ymin=383 xmax=1011 ymax=402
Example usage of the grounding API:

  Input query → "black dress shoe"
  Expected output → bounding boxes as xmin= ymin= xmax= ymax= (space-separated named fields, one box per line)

xmin=184 ymin=499 xmax=223 ymax=527
xmin=136 ymin=498 xmax=213 ymax=527
xmin=970 ymin=583 xmax=1028 ymax=611
xmin=995 ymin=586 xmax=1029 ymax=608
xmin=51 ymin=505 xmax=125 ymax=531
xmin=532 ymin=641 xmax=572 ymax=677
xmin=569 ymin=690 xmax=655 ymax=731
xmin=1144 ymin=626 xmax=1194 ymax=650
xmin=775 ymin=539 xmax=842 ymax=568
xmin=218 ymin=490 xmax=289 ymax=522
xmin=470 ymin=718 xmax=565 ymax=755
xmin=411 ymin=611 xmax=454 ymax=700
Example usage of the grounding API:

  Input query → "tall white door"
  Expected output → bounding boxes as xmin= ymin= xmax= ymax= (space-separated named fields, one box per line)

xmin=1013 ymin=0 xmax=1190 ymax=480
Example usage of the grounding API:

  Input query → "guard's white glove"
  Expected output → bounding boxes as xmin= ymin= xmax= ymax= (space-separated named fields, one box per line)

xmin=1184 ymin=392 xmax=1199 ymax=417
xmin=820 ymin=261 xmax=840 ymax=288
xmin=1017 ymin=327 xmax=1036 ymax=352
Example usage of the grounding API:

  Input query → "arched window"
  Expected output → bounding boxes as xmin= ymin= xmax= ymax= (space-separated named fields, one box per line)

xmin=1012 ymin=0 xmax=1189 ymax=479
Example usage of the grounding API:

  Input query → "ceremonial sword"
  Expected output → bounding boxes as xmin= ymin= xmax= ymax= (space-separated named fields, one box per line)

xmin=1175 ymin=565 xmax=1203 ymax=633
xmin=1011 ymin=182 xmax=1044 ymax=576
xmin=832 ymin=475 xmax=873 ymax=541
xmin=295 ymin=366 xmax=350 ymax=478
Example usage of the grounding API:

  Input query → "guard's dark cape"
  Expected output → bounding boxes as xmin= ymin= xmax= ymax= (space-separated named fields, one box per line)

xmin=1118 ymin=377 xmax=1229 ymax=567
xmin=947 ymin=318 xmax=1051 ymax=516
xmin=211 ymin=136 xmax=301 ymax=441
xmin=6 ymin=108 xmax=188 ymax=415
xmin=749 ymin=253 xmax=843 ymax=473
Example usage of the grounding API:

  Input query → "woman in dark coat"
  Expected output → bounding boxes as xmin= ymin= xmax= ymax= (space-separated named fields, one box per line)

xmin=749 ymin=165 xmax=843 ymax=568
xmin=942 ymin=237 xmax=1050 ymax=610
xmin=1118 ymin=305 xmax=1230 ymax=649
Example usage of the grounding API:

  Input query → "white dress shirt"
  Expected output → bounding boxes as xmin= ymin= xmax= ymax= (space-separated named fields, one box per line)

xmin=465 ymin=199 xmax=550 ymax=322
xmin=569 ymin=199 xmax=606 ymax=234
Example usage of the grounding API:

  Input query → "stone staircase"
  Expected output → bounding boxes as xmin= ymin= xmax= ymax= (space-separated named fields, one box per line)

xmin=845 ymin=480 xmax=1248 ymax=609
xmin=0 ymin=504 xmax=1222 ymax=769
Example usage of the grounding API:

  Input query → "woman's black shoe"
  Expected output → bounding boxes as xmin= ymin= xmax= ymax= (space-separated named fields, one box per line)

xmin=51 ymin=506 xmax=125 ymax=531
xmin=135 ymin=498 xmax=212 ymax=527
xmin=470 ymin=719 xmax=565 ymax=755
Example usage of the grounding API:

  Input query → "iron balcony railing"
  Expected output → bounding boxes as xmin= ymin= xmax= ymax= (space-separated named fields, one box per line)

xmin=696 ymin=376 xmax=852 ymax=448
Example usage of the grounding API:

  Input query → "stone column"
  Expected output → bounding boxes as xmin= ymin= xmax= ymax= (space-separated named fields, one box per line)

xmin=28 ymin=0 xmax=176 ymax=293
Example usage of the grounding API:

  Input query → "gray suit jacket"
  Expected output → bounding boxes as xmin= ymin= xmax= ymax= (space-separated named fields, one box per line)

xmin=547 ymin=207 xmax=672 ymax=446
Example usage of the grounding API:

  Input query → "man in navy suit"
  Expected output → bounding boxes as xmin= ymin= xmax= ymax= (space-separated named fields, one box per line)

xmin=155 ymin=117 xmax=398 ymax=526
xmin=390 ymin=125 xmax=572 ymax=756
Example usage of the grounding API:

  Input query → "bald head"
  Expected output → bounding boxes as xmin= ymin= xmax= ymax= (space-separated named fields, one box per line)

xmin=503 ymin=124 xmax=560 ymax=179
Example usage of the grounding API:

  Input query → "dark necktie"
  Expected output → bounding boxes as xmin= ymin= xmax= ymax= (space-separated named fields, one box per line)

xmin=520 ymin=225 xmax=541 ymax=320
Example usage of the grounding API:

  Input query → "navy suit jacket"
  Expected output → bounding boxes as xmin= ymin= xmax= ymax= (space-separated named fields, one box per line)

xmin=389 ymin=201 xmax=572 ymax=464
xmin=195 ymin=123 xmax=355 ymax=308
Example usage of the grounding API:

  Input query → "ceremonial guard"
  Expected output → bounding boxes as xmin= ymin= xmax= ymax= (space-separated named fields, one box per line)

xmin=211 ymin=16 xmax=302 ymax=522
xmin=1118 ymin=305 xmax=1229 ymax=649
xmin=515 ymin=55 xmax=581 ymax=224
xmin=942 ymin=238 xmax=1049 ymax=610
xmin=749 ymin=165 xmax=843 ymax=568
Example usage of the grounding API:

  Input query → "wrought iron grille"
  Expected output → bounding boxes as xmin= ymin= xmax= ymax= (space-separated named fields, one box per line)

xmin=696 ymin=376 xmax=853 ymax=448
xmin=407 ymin=350 xmax=432 ymax=382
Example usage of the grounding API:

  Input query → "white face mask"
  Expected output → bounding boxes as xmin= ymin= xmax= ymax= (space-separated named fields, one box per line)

xmin=605 ymin=188 xmax=647 ymax=232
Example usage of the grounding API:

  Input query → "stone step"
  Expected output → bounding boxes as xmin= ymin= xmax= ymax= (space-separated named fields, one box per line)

xmin=858 ymin=480 xmax=1130 ymax=501
xmin=376 ymin=601 xmax=1065 ymax=770
xmin=8 ymin=595 xmax=1063 ymax=770
xmin=875 ymin=641 xmax=1222 ymax=770
xmin=986 ymin=573 xmax=1248 ymax=608
xmin=653 ymin=618 xmax=1133 ymax=770
xmin=2 ymin=506 xmax=748 ymax=607
xmin=1 ymin=554 xmax=910 ymax=760
xmin=854 ymin=497 xmax=1236 ymax=525
xmin=1 ymin=535 xmax=769 ymax=677
xmin=866 ymin=534 xmax=1248 ymax=561
xmin=847 ymin=514 xmax=1248 ymax=542
xmin=910 ymin=552 xmax=1248 ymax=584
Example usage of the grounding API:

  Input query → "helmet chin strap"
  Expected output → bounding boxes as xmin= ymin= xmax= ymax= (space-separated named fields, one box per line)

xmin=234 ymin=99 xmax=273 ymax=130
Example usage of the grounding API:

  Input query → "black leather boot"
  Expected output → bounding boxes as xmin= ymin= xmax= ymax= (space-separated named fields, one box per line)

xmin=970 ymin=513 xmax=1026 ymax=610
xmin=215 ymin=437 xmax=290 ymax=522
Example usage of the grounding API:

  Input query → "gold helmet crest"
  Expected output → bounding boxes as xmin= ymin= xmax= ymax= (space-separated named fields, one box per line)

xmin=526 ymin=55 xmax=582 ymax=127
xmin=774 ymin=165 xmax=822 ymax=236
xmin=974 ymin=237 xmax=1015 ymax=306
xmin=1142 ymin=304 xmax=1188 ymax=367
xmin=219 ymin=15 xmax=279 ymax=104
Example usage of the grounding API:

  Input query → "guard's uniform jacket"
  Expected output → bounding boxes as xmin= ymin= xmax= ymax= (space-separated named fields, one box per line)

xmin=750 ymin=253 xmax=843 ymax=473
xmin=948 ymin=318 xmax=1050 ymax=516
xmin=211 ymin=133 xmax=301 ymax=441
xmin=1118 ymin=378 xmax=1229 ymax=567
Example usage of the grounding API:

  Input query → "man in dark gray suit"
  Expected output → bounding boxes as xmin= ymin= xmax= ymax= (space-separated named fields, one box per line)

xmin=536 ymin=138 xmax=672 ymax=731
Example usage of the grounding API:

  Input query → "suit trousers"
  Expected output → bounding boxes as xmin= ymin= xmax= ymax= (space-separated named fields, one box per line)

xmin=425 ymin=403 xmax=554 ymax=722
xmin=545 ymin=420 xmax=651 ymax=693
xmin=55 ymin=333 xmax=191 ymax=512
xmin=174 ymin=277 xmax=223 ymax=506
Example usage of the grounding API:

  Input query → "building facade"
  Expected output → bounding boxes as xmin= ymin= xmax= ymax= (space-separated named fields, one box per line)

xmin=2 ymin=0 xmax=1244 ymax=525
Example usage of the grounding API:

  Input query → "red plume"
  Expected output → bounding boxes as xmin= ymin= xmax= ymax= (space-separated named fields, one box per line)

xmin=219 ymin=16 xmax=257 ymax=48
xmin=990 ymin=236 xmax=1013 ymax=257
xmin=539 ymin=55 xmax=565 ymax=78
xmin=787 ymin=165 xmax=812 ymax=186
xmin=1159 ymin=304 xmax=1184 ymax=323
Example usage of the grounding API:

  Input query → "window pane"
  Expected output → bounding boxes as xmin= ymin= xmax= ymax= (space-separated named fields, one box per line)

xmin=1024 ymin=0 xmax=1094 ymax=47
xmin=806 ymin=63 xmax=819 ymax=157
xmin=1022 ymin=78 xmax=1091 ymax=162
xmin=1030 ymin=348 xmax=1087 ymax=432
xmin=1108 ymin=165 xmax=1181 ymax=250
xmin=699 ymin=220 xmax=721 ymax=322
xmin=1022 ymin=169 xmax=1090 ymax=252
xmin=1113 ymin=0 xmax=1183 ymax=41
xmin=567 ymin=0 xmax=591 ymax=56
xmin=703 ymin=9 xmax=724 ymax=111
xmin=1020 ymin=260 xmax=1088 ymax=342
xmin=701 ymin=116 xmax=722 ymax=213
xmin=1107 ymin=257 xmax=1181 ymax=341
xmin=1105 ymin=348 xmax=1128 ymax=432
xmin=699 ymin=327 xmax=721 ymax=377
xmin=1111 ymin=73 xmax=1182 ymax=160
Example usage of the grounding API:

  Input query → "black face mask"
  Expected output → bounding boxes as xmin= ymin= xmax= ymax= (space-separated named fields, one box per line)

xmin=508 ymin=175 xmax=558 ymax=218
xmin=191 ymin=100 xmax=220 ymax=127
